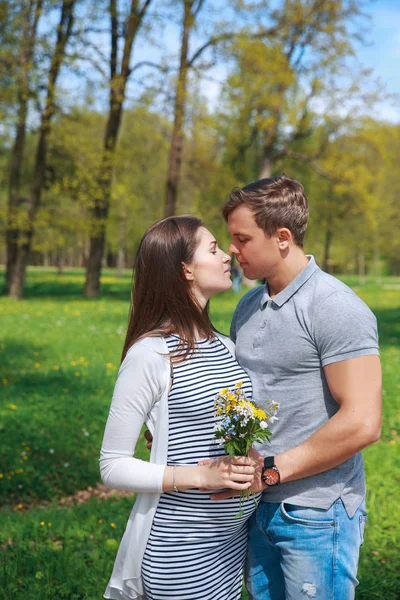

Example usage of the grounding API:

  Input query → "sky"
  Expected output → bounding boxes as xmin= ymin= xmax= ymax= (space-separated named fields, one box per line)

xmin=355 ymin=0 xmax=400 ymax=121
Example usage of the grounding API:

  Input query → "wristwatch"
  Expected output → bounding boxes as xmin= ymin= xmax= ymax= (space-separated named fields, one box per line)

xmin=262 ymin=456 xmax=280 ymax=486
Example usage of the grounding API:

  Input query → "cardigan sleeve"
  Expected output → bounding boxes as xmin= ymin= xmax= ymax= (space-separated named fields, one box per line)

xmin=99 ymin=341 xmax=167 ymax=493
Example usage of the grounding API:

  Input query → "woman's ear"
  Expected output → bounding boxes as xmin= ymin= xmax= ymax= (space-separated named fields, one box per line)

xmin=182 ymin=262 xmax=195 ymax=281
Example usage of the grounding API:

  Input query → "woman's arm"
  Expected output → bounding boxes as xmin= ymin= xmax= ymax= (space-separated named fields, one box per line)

xmin=100 ymin=341 xmax=255 ymax=493
xmin=99 ymin=342 xmax=167 ymax=492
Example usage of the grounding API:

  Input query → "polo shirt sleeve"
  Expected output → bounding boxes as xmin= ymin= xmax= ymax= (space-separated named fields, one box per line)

xmin=313 ymin=291 xmax=379 ymax=367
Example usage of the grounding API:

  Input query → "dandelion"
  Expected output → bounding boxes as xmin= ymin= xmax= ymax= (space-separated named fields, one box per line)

xmin=48 ymin=523 xmax=52 ymax=527
xmin=52 ymin=365 xmax=59 ymax=370
xmin=33 ymin=352 xmax=39 ymax=356
xmin=63 ymin=388 xmax=69 ymax=393
xmin=71 ymin=361 xmax=77 ymax=366
xmin=49 ymin=448 xmax=55 ymax=454
xmin=2 ymin=379 xmax=8 ymax=385
xmin=9 ymin=404 xmax=17 ymax=410
xmin=110 ymin=522 xmax=117 ymax=529
xmin=63 ymin=462 xmax=70 ymax=468
xmin=40 ymin=521 xmax=45 ymax=526
xmin=34 ymin=363 xmax=40 ymax=368
xmin=0 ymin=474 xmax=3 ymax=479
xmin=98 ymin=519 xmax=104 ymax=523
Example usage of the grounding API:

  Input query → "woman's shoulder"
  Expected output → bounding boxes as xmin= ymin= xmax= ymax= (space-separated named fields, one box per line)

xmin=125 ymin=335 xmax=168 ymax=359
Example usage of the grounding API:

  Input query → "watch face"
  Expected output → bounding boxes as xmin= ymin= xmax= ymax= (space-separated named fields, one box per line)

xmin=263 ymin=467 xmax=280 ymax=486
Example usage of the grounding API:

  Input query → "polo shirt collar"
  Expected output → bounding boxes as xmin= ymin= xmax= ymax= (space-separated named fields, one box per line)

xmin=260 ymin=255 xmax=319 ymax=308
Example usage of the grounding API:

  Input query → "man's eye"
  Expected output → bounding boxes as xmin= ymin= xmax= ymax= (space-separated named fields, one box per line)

xmin=238 ymin=238 xmax=248 ymax=244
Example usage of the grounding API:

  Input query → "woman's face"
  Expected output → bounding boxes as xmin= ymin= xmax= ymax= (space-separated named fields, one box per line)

xmin=183 ymin=227 xmax=232 ymax=306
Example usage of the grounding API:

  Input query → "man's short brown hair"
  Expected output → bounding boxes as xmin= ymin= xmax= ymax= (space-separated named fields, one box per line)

xmin=222 ymin=175 xmax=309 ymax=247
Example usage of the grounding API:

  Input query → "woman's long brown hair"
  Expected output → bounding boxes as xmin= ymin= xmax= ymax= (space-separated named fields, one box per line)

xmin=121 ymin=215 xmax=216 ymax=362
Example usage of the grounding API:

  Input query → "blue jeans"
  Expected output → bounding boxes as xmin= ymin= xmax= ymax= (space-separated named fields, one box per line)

xmin=246 ymin=499 xmax=367 ymax=600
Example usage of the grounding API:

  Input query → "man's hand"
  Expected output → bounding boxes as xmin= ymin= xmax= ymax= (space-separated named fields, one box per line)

xmin=199 ymin=448 xmax=266 ymax=500
xmin=144 ymin=429 xmax=153 ymax=451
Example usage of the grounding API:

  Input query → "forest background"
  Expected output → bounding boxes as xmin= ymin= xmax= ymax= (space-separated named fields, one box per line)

xmin=1 ymin=0 xmax=400 ymax=300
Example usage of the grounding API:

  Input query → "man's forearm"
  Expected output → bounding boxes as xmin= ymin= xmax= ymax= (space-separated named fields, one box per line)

xmin=275 ymin=405 xmax=381 ymax=484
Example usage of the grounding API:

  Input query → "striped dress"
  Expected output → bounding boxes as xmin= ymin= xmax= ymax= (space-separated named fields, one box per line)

xmin=142 ymin=335 xmax=260 ymax=600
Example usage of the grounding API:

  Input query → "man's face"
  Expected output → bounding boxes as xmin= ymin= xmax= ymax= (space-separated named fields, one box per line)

xmin=227 ymin=204 xmax=280 ymax=280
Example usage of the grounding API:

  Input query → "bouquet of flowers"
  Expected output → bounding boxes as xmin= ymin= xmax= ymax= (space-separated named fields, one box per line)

xmin=213 ymin=381 xmax=279 ymax=516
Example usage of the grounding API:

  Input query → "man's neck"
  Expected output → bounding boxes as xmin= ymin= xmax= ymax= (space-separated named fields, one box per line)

xmin=268 ymin=252 xmax=310 ymax=297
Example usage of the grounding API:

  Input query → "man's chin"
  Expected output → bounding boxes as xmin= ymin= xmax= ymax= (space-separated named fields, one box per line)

xmin=242 ymin=267 xmax=260 ymax=281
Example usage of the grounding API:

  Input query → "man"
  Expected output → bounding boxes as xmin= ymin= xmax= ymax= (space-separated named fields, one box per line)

xmin=213 ymin=175 xmax=382 ymax=599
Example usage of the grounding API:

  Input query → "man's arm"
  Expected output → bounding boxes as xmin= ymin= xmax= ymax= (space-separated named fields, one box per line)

xmin=211 ymin=354 xmax=382 ymax=499
xmin=274 ymin=354 xmax=382 ymax=483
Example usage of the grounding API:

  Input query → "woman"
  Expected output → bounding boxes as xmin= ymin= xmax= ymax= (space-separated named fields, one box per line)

xmin=100 ymin=215 xmax=259 ymax=600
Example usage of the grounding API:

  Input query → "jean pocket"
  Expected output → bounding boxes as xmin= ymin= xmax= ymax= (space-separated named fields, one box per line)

xmin=280 ymin=502 xmax=335 ymax=528
xmin=359 ymin=515 xmax=367 ymax=545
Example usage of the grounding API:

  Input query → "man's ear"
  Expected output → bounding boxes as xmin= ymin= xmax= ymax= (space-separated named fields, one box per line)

xmin=277 ymin=228 xmax=292 ymax=250
xmin=182 ymin=262 xmax=195 ymax=281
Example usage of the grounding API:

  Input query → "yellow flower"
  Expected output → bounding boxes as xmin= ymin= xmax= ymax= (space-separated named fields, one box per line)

xmin=34 ymin=363 xmax=40 ymax=368
xmin=0 ymin=474 xmax=3 ymax=479
xmin=52 ymin=365 xmax=59 ymax=370
xmin=98 ymin=519 xmax=104 ymax=523
xmin=48 ymin=523 xmax=52 ymax=527
xmin=219 ymin=387 xmax=229 ymax=395
xmin=254 ymin=408 xmax=267 ymax=420
xmin=2 ymin=379 xmax=8 ymax=385
xmin=235 ymin=381 xmax=243 ymax=388
xmin=33 ymin=352 xmax=39 ymax=356
xmin=110 ymin=522 xmax=117 ymax=529
xmin=9 ymin=404 xmax=17 ymax=410
xmin=40 ymin=521 xmax=45 ymax=526
xmin=75 ymin=372 xmax=80 ymax=377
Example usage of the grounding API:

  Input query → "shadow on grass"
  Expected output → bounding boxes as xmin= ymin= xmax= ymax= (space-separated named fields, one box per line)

xmin=0 ymin=341 xmax=116 ymax=507
xmin=0 ymin=268 xmax=133 ymax=301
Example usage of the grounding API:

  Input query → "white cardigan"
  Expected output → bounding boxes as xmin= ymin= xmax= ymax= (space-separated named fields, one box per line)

xmin=99 ymin=334 xmax=235 ymax=600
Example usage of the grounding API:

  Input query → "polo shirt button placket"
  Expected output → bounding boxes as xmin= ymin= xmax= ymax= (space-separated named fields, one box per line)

xmin=253 ymin=301 xmax=269 ymax=347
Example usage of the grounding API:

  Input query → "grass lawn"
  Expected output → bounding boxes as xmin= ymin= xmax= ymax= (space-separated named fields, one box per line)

xmin=0 ymin=268 xmax=399 ymax=599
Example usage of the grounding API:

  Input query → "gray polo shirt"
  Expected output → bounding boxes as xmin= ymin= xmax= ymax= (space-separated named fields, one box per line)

xmin=231 ymin=256 xmax=379 ymax=517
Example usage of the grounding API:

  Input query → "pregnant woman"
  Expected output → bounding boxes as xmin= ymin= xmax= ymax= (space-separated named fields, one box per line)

xmin=100 ymin=215 xmax=260 ymax=600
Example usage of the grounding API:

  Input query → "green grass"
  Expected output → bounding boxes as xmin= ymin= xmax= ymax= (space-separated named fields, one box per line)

xmin=0 ymin=268 xmax=399 ymax=599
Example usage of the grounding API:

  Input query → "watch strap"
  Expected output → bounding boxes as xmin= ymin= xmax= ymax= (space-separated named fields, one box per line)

xmin=263 ymin=456 xmax=275 ymax=469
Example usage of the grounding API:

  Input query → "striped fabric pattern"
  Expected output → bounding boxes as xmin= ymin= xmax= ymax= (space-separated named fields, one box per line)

xmin=142 ymin=335 xmax=260 ymax=600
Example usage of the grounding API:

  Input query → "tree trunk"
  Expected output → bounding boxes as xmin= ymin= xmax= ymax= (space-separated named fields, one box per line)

xmin=322 ymin=228 xmax=333 ymax=273
xmin=5 ymin=0 xmax=42 ymax=294
xmin=358 ymin=251 xmax=366 ymax=285
xmin=259 ymin=156 xmax=274 ymax=180
xmin=373 ymin=244 xmax=381 ymax=284
xmin=84 ymin=0 xmax=153 ymax=297
xmin=8 ymin=0 xmax=75 ymax=299
xmin=164 ymin=0 xmax=192 ymax=217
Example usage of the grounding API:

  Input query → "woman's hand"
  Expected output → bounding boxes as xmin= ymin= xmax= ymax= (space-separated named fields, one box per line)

xmin=162 ymin=457 xmax=255 ymax=493
xmin=197 ymin=455 xmax=255 ymax=490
